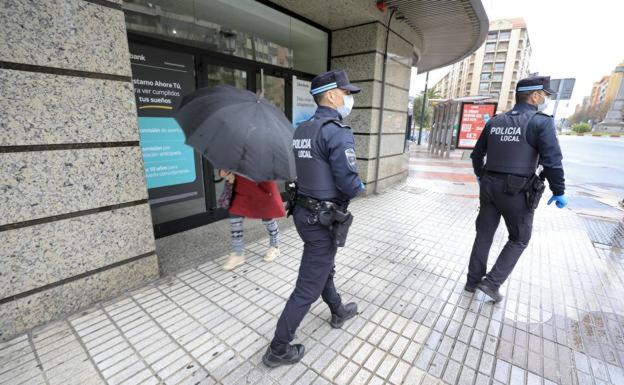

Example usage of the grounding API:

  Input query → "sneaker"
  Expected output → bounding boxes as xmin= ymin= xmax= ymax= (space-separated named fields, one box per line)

xmin=223 ymin=253 xmax=245 ymax=271
xmin=477 ymin=282 xmax=503 ymax=303
xmin=330 ymin=302 xmax=358 ymax=329
xmin=264 ymin=246 xmax=280 ymax=262
xmin=262 ymin=344 xmax=305 ymax=368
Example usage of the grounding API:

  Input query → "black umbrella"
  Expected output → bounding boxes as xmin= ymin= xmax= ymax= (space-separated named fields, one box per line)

xmin=176 ymin=85 xmax=296 ymax=182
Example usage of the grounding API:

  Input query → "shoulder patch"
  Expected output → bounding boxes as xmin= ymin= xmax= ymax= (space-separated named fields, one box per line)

xmin=345 ymin=148 xmax=358 ymax=172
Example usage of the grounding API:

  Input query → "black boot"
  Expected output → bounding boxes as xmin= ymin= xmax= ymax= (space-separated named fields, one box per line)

xmin=330 ymin=302 xmax=358 ymax=329
xmin=262 ymin=344 xmax=305 ymax=368
xmin=464 ymin=280 xmax=481 ymax=293
xmin=477 ymin=281 xmax=503 ymax=303
xmin=464 ymin=283 xmax=478 ymax=293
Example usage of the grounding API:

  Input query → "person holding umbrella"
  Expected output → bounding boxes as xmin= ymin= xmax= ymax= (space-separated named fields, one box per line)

xmin=263 ymin=69 xmax=366 ymax=367
xmin=219 ymin=170 xmax=285 ymax=270
xmin=176 ymin=84 xmax=298 ymax=269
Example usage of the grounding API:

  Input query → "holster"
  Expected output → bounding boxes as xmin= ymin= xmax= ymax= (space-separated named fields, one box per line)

xmin=285 ymin=181 xmax=298 ymax=218
xmin=330 ymin=209 xmax=354 ymax=247
xmin=298 ymin=197 xmax=353 ymax=247
xmin=525 ymin=173 xmax=546 ymax=209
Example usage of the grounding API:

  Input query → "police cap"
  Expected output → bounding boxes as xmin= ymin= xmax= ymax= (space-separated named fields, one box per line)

xmin=516 ymin=76 xmax=556 ymax=94
xmin=310 ymin=69 xmax=361 ymax=95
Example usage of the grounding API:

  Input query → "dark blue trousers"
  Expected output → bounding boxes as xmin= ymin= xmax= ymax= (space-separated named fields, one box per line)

xmin=467 ymin=174 xmax=535 ymax=289
xmin=271 ymin=205 xmax=342 ymax=349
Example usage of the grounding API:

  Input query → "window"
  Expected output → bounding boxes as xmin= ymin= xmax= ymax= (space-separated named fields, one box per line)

xmin=482 ymin=63 xmax=493 ymax=71
xmin=487 ymin=32 xmax=497 ymax=41
xmin=497 ymin=42 xmax=509 ymax=51
xmin=257 ymin=73 xmax=285 ymax=111
xmin=483 ymin=53 xmax=495 ymax=62
xmin=485 ymin=43 xmax=496 ymax=52
xmin=481 ymin=73 xmax=491 ymax=81
xmin=492 ymin=72 xmax=503 ymax=81
xmin=499 ymin=30 xmax=511 ymax=40
xmin=490 ymin=82 xmax=502 ymax=91
xmin=494 ymin=62 xmax=505 ymax=71
xmin=123 ymin=0 xmax=328 ymax=74
xmin=479 ymin=82 xmax=490 ymax=91
xmin=495 ymin=53 xmax=507 ymax=62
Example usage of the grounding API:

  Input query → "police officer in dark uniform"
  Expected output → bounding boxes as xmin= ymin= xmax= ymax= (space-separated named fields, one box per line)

xmin=263 ymin=69 xmax=365 ymax=367
xmin=466 ymin=76 xmax=568 ymax=303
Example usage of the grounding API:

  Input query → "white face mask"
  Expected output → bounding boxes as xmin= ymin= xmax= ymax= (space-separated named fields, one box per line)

xmin=537 ymin=94 xmax=550 ymax=111
xmin=337 ymin=94 xmax=354 ymax=118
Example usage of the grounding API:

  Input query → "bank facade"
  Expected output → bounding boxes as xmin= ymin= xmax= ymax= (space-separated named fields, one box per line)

xmin=0 ymin=0 xmax=488 ymax=338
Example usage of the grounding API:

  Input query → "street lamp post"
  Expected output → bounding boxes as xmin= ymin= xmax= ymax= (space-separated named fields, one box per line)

xmin=417 ymin=71 xmax=429 ymax=145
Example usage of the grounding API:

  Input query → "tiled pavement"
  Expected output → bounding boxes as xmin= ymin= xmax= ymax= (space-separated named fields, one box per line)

xmin=408 ymin=148 xmax=479 ymax=199
xmin=2 ymin=148 xmax=624 ymax=385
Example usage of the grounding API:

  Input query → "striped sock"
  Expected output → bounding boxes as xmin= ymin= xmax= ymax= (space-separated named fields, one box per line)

xmin=262 ymin=219 xmax=279 ymax=248
xmin=230 ymin=216 xmax=244 ymax=255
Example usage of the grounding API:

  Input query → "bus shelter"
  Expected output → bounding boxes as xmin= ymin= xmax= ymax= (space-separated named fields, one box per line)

xmin=428 ymin=96 xmax=497 ymax=158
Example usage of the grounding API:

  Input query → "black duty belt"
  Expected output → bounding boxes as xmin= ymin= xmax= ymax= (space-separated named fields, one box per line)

xmin=484 ymin=171 xmax=508 ymax=179
xmin=484 ymin=170 xmax=532 ymax=179
xmin=296 ymin=196 xmax=321 ymax=212
xmin=296 ymin=196 xmax=347 ymax=212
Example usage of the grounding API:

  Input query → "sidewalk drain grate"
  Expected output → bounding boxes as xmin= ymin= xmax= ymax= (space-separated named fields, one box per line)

xmin=582 ymin=217 xmax=624 ymax=249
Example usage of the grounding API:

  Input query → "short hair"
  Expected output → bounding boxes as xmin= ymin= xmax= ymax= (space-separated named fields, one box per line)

xmin=515 ymin=91 xmax=533 ymax=104
xmin=313 ymin=91 xmax=326 ymax=105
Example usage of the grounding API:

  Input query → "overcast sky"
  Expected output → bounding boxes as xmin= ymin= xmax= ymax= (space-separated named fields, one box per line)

xmin=409 ymin=0 xmax=624 ymax=119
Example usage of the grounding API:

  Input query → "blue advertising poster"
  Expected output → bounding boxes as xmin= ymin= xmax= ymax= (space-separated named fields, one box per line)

xmin=130 ymin=43 xmax=204 ymax=208
xmin=292 ymin=76 xmax=317 ymax=128
xmin=138 ymin=117 xmax=196 ymax=189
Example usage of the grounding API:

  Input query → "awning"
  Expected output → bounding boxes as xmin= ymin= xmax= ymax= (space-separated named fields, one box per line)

xmin=385 ymin=0 xmax=489 ymax=72
xmin=267 ymin=0 xmax=488 ymax=73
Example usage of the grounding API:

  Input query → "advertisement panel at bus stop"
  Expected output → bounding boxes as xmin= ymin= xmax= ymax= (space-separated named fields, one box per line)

xmin=457 ymin=102 xmax=497 ymax=149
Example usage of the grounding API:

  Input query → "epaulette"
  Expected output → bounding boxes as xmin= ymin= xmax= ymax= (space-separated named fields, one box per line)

xmin=330 ymin=119 xmax=351 ymax=129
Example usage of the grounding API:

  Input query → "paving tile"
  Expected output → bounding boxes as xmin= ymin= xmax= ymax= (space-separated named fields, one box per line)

xmin=1 ymin=150 xmax=623 ymax=385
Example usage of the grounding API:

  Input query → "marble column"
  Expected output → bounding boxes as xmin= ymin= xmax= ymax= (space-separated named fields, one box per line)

xmin=330 ymin=21 xmax=414 ymax=192
xmin=0 ymin=0 xmax=158 ymax=339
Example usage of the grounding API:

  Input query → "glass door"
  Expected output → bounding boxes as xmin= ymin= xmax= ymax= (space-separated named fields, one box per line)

xmin=258 ymin=72 xmax=286 ymax=112
xmin=256 ymin=68 xmax=290 ymax=193
xmin=198 ymin=57 xmax=255 ymax=209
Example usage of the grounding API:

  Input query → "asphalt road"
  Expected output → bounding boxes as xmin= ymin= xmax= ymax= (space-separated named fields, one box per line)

xmin=558 ymin=135 xmax=624 ymax=220
xmin=559 ymin=135 xmax=624 ymax=195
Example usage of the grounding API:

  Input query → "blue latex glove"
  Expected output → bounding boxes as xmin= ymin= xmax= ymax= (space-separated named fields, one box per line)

xmin=547 ymin=195 xmax=568 ymax=209
xmin=359 ymin=181 xmax=366 ymax=191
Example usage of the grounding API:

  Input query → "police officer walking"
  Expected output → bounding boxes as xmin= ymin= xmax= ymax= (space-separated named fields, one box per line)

xmin=466 ymin=76 xmax=568 ymax=303
xmin=263 ymin=69 xmax=365 ymax=367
